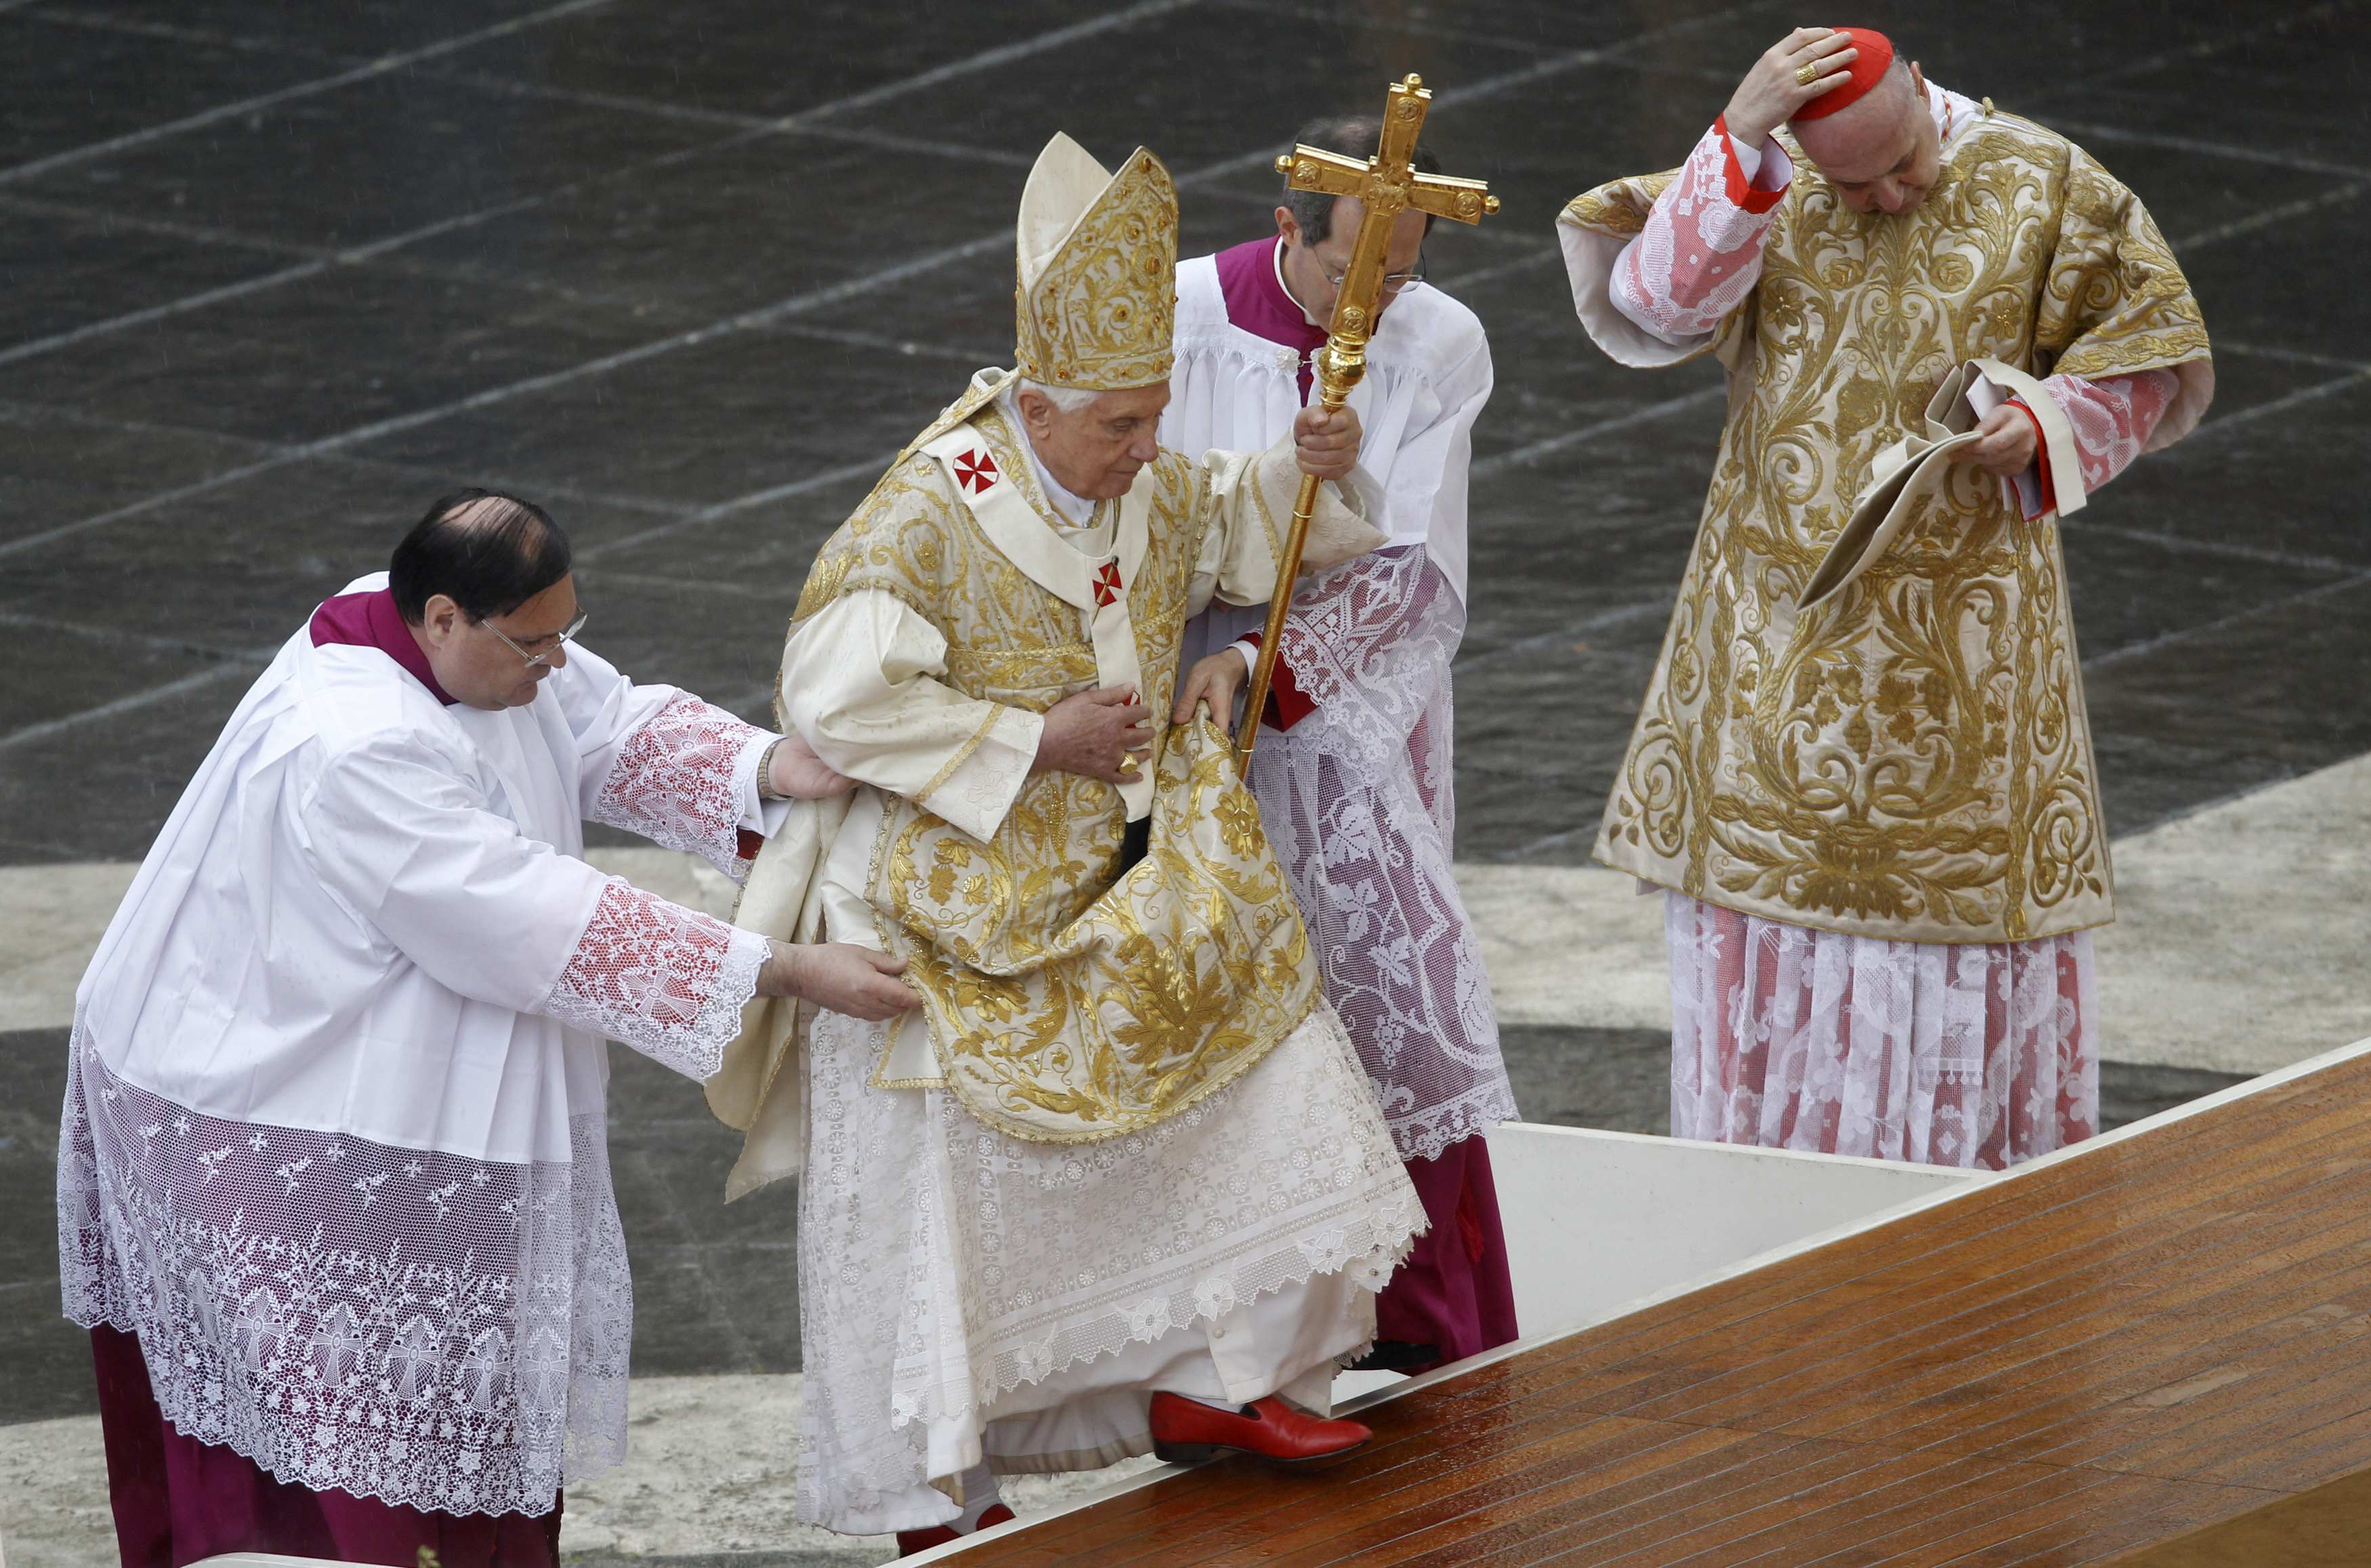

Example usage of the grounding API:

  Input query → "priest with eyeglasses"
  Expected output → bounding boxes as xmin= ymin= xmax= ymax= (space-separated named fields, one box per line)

xmin=58 ymin=489 xmax=912 ymax=1568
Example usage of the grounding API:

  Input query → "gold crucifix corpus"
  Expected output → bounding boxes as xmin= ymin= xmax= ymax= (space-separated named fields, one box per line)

xmin=1236 ymin=73 xmax=1499 ymax=766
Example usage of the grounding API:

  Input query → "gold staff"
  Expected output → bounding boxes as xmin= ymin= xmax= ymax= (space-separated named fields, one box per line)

xmin=1236 ymin=73 xmax=1499 ymax=767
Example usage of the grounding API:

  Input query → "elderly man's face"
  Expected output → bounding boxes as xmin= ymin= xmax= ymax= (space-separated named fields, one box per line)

xmin=414 ymin=574 xmax=581 ymax=711
xmin=1277 ymin=196 xmax=1428 ymax=324
xmin=1795 ymin=62 xmax=1942 ymax=215
xmin=1015 ymin=382 xmax=1171 ymax=501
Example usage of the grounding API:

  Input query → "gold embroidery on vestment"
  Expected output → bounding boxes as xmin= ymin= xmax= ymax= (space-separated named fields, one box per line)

xmin=1576 ymin=112 xmax=2209 ymax=943
xmin=793 ymin=402 xmax=1320 ymax=1140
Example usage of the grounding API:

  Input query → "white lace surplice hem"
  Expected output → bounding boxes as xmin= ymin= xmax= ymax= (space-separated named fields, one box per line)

xmin=796 ymin=1002 xmax=1423 ymax=1535
xmin=1249 ymin=547 xmax=1517 ymax=1162
xmin=1666 ymin=893 xmax=2100 ymax=1170
xmin=58 ymin=1038 xmax=631 ymax=1518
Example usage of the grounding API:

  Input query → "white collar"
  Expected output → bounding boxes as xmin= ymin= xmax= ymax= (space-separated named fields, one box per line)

xmin=1929 ymin=81 xmax=1980 ymax=147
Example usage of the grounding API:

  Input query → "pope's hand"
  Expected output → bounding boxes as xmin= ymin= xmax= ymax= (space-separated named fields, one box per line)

xmin=1724 ymin=27 xmax=1860 ymax=148
xmin=1963 ymin=404 xmax=2039 ymax=478
xmin=1292 ymin=403 xmax=1361 ymax=482
xmin=1033 ymin=685 xmax=1152 ymax=784
xmin=759 ymin=941 xmax=915 ymax=1019
xmin=1173 ymin=649 xmax=1249 ymax=739
xmin=765 ymin=732 xmax=854 ymax=801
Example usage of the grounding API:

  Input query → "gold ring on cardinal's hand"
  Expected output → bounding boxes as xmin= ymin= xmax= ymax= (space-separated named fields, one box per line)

xmin=1795 ymin=60 xmax=1820 ymax=85
xmin=1118 ymin=754 xmax=1140 ymax=776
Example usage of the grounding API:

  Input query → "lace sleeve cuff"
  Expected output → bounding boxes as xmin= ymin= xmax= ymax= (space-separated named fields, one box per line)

xmin=590 ymin=694 xmax=772 ymax=878
xmin=1610 ymin=121 xmax=1783 ymax=345
xmin=2039 ymin=368 xmax=2180 ymax=496
xmin=539 ymin=879 xmax=770 ymax=1081
xmin=1714 ymin=114 xmax=1792 ymax=212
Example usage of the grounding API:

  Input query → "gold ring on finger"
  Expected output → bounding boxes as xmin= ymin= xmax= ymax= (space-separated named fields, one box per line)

xmin=1795 ymin=61 xmax=1820 ymax=85
xmin=1118 ymin=754 xmax=1140 ymax=776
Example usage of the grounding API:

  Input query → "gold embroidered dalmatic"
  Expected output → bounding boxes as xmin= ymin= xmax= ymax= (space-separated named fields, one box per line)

xmin=1564 ymin=108 xmax=2211 ymax=944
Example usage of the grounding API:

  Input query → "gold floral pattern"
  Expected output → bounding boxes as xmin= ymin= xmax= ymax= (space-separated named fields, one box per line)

xmin=791 ymin=406 xmax=1320 ymax=1141
xmin=1015 ymin=147 xmax=1178 ymax=392
xmin=1578 ymin=112 xmax=2210 ymax=943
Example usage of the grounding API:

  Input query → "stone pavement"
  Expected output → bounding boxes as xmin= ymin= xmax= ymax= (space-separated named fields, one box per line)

xmin=3 ymin=0 xmax=2366 ymax=1563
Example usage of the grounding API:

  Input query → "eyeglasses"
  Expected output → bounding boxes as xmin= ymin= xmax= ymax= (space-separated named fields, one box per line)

xmin=478 ymin=608 xmax=588 ymax=669
xmin=1316 ymin=254 xmax=1425 ymax=292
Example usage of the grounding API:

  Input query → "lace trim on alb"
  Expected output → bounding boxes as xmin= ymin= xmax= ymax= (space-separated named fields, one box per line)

xmin=1253 ymin=549 xmax=1519 ymax=1162
xmin=1666 ymin=893 xmax=2099 ymax=1169
xmin=794 ymin=1003 xmax=1422 ymax=1531
xmin=57 ymin=1038 xmax=631 ymax=1517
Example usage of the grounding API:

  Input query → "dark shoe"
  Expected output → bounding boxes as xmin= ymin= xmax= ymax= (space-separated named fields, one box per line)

xmin=896 ymin=1501 xmax=1014 ymax=1556
xmin=1148 ymin=1391 xmax=1370 ymax=1465
xmin=1349 ymin=1339 xmax=1442 ymax=1374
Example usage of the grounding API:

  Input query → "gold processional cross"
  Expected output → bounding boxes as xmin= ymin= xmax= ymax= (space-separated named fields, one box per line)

xmin=1236 ymin=72 xmax=1500 ymax=766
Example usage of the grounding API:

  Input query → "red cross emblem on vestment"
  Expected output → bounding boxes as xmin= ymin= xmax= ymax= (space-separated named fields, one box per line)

xmin=952 ymin=448 xmax=999 ymax=493
xmin=1092 ymin=561 xmax=1124 ymax=608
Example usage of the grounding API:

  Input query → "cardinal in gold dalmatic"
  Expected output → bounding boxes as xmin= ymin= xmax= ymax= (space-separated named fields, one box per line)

xmin=1558 ymin=26 xmax=2212 ymax=1172
xmin=709 ymin=134 xmax=1422 ymax=1544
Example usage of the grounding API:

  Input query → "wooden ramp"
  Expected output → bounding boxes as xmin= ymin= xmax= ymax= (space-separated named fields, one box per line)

xmin=948 ymin=1043 xmax=2371 ymax=1565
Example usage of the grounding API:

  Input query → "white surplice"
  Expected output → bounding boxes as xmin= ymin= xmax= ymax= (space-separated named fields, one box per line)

xmin=1161 ymin=253 xmax=1517 ymax=1163
xmin=57 ymin=572 xmax=778 ymax=1517
xmin=772 ymin=390 xmax=1420 ymax=1536
xmin=1166 ymin=249 xmax=1491 ymax=631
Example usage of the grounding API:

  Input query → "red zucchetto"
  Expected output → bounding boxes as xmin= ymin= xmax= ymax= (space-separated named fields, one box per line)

xmin=1790 ymin=26 xmax=1896 ymax=120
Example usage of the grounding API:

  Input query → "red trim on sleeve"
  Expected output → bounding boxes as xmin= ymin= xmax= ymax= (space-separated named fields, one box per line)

xmin=1713 ymin=115 xmax=1789 ymax=215
xmin=736 ymin=828 xmax=765 ymax=862
xmin=2008 ymin=397 xmax=2057 ymax=515
xmin=1238 ymin=630 xmax=1316 ymax=732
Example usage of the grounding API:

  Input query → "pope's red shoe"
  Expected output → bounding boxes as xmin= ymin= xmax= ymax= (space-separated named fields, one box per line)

xmin=896 ymin=1502 xmax=1014 ymax=1556
xmin=1148 ymin=1392 xmax=1371 ymax=1464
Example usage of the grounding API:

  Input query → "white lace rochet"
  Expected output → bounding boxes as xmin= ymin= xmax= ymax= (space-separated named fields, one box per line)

xmin=58 ymin=1039 xmax=631 ymax=1518
xmin=1666 ymin=893 xmax=2100 ymax=1169
xmin=56 ymin=881 xmax=765 ymax=1517
xmin=1249 ymin=546 xmax=1518 ymax=1162
xmin=794 ymin=1003 xmax=1422 ymax=1533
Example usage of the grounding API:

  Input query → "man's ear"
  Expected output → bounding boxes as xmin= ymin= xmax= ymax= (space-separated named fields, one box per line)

xmin=1274 ymin=207 xmax=1299 ymax=246
xmin=1013 ymin=388 xmax=1049 ymax=436
xmin=420 ymin=593 xmax=462 ymax=644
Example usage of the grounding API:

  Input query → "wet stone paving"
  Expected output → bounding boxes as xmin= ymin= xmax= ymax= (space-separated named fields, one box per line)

xmin=1 ymin=1 xmax=2365 ymax=1548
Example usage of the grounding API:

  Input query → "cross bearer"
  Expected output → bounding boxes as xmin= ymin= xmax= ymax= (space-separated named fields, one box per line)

xmin=713 ymin=133 xmax=1421 ymax=1552
xmin=1559 ymin=28 xmax=2213 ymax=1168
xmin=1166 ymin=113 xmax=1519 ymax=1377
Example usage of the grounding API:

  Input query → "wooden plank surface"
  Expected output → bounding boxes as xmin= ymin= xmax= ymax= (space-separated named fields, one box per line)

xmin=954 ymin=1051 xmax=2371 ymax=1565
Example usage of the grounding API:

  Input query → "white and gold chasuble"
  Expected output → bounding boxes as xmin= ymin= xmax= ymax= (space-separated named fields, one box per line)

xmin=1564 ymin=108 xmax=2211 ymax=944
xmin=715 ymin=372 xmax=1385 ymax=1162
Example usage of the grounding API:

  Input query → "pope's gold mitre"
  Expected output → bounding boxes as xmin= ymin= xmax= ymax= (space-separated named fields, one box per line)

xmin=1013 ymin=133 xmax=1177 ymax=392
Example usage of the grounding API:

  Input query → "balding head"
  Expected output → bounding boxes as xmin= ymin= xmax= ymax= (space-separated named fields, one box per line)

xmin=391 ymin=488 xmax=581 ymax=711
xmin=389 ymin=489 xmax=570 ymax=626
xmin=1790 ymin=58 xmax=1940 ymax=215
